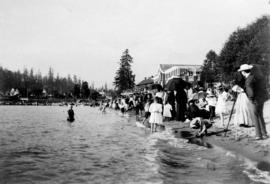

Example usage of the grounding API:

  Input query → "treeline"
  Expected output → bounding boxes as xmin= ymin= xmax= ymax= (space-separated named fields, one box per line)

xmin=0 ymin=66 xmax=100 ymax=99
xmin=201 ymin=16 xmax=270 ymax=84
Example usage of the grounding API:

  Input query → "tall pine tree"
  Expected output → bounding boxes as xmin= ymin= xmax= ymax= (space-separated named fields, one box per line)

xmin=114 ymin=49 xmax=135 ymax=93
xmin=201 ymin=50 xmax=219 ymax=84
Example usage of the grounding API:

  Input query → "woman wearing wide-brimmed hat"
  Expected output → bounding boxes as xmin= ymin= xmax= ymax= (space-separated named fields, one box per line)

xmin=232 ymin=84 xmax=256 ymax=127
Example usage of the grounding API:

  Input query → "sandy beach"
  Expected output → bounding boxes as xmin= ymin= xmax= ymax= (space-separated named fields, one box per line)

xmin=208 ymin=99 xmax=270 ymax=164
xmin=165 ymin=99 xmax=270 ymax=168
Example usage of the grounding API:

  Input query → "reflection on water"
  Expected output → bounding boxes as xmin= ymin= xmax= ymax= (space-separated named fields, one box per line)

xmin=0 ymin=106 xmax=269 ymax=184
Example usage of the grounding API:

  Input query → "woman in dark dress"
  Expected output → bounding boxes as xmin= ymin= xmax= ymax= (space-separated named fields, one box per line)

xmin=167 ymin=91 xmax=176 ymax=120
xmin=175 ymin=88 xmax=188 ymax=122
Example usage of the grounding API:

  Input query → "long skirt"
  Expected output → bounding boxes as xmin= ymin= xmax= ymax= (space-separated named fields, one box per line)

xmin=233 ymin=92 xmax=256 ymax=127
xmin=176 ymin=102 xmax=187 ymax=122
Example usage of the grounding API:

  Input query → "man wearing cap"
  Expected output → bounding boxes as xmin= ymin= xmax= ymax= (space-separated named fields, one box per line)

xmin=238 ymin=64 xmax=268 ymax=140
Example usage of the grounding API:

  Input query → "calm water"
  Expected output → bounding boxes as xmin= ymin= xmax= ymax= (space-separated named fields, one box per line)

xmin=0 ymin=106 xmax=269 ymax=184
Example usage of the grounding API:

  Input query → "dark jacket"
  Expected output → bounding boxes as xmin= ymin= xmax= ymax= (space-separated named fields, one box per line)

xmin=186 ymin=104 xmax=200 ymax=120
xmin=245 ymin=74 xmax=268 ymax=104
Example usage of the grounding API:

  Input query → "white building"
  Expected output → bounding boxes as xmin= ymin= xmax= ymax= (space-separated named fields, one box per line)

xmin=155 ymin=64 xmax=202 ymax=86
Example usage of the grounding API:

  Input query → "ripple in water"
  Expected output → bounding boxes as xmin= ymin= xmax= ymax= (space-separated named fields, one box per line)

xmin=0 ymin=106 xmax=269 ymax=184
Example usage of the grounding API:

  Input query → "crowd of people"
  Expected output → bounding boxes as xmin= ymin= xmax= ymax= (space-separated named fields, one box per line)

xmin=98 ymin=81 xmax=235 ymax=135
xmin=69 ymin=63 xmax=268 ymax=140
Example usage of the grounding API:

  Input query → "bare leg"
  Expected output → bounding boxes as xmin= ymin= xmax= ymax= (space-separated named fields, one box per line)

xmin=141 ymin=118 xmax=146 ymax=124
xmin=220 ymin=113 xmax=224 ymax=127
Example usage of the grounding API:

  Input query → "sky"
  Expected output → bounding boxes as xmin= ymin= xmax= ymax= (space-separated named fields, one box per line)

xmin=0 ymin=0 xmax=269 ymax=88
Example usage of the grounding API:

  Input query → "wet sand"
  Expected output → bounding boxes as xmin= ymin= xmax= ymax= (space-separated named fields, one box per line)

xmin=165 ymin=99 xmax=270 ymax=172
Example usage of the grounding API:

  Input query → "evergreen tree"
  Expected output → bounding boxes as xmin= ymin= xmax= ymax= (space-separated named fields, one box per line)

xmin=218 ymin=16 xmax=270 ymax=82
xmin=73 ymin=84 xmax=81 ymax=98
xmin=47 ymin=67 xmax=54 ymax=94
xmin=114 ymin=49 xmax=135 ymax=93
xmin=201 ymin=50 xmax=219 ymax=84
xmin=104 ymin=83 xmax=108 ymax=92
xmin=0 ymin=65 xmax=85 ymax=98
xmin=81 ymin=81 xmax=90 ymax=98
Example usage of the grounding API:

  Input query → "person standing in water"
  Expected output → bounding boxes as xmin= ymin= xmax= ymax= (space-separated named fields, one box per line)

xmin=149 ymin=97 xmax=163 ymax=133
xmin=67 ymin=105 xmax=75 ymax=122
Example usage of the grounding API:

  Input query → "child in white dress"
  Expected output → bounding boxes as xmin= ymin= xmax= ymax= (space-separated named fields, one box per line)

xmin=206 ymin=91 xmax=217 ymax=121
xmin=149 ymin=97 xmax=163 ymax=133
xmin=163 ymin=101 xmax=172 ymax=121
xmin=216 ymin=87 xmax=230 ymax=127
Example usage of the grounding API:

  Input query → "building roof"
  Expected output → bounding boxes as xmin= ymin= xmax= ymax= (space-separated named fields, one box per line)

xmin=159 ymin=64 xmax=202 ymax=73
xmin=136 ymin=78 xmax=154 ymax=86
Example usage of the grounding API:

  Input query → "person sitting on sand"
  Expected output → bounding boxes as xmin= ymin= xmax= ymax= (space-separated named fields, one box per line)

xmin=67 ymin=105 xmax=75 ymax=122
xmin=197 ymin=98 xmax=211 ymax=120
xmin=186 ymin=100 xmax=200 ymax=121
xmin=190 ymin=117 xmax=213 ymax=137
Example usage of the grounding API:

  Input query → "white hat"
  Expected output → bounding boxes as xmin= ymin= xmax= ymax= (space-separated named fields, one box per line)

xmin=238 ymin=64 xmax=253 ymax=72
xmin=232 ymin=85 xmax=244 ymax=93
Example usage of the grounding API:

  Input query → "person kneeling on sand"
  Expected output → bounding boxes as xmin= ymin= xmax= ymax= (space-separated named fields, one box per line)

xmin=190 ymin=117 xmax=213 ymax=137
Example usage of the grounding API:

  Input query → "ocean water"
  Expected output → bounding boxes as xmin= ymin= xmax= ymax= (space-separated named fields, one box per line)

xmin=0 ymin=106 xmax=269 ymax=184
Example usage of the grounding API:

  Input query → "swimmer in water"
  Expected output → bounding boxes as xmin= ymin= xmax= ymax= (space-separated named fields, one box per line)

xmin=67 ymin=105 xmax=75 ymax=122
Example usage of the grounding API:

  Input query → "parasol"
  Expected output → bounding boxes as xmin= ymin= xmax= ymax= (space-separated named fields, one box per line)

xmin=165 ymin=77 xmax=189 ymax=91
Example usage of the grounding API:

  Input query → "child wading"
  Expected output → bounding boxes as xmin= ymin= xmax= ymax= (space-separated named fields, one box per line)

xmin=163 ymin=101 xmax=172 ymax=121
xmin=149 ymin=97 xmax=163 ymax=133
xmin=142 ymin=99 xmax=151 ymax=125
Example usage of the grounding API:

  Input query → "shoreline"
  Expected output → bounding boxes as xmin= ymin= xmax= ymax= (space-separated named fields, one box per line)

xmin=165 ymin=99 xmax=270 ymax=173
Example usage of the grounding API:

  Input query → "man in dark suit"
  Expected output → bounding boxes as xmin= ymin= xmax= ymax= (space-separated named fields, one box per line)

xmin=238 ymin=64 xmax=268 ymax=140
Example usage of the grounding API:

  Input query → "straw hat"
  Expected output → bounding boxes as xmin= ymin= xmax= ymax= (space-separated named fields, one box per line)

xmin=238 ymin=64 xmax=253 ymax=72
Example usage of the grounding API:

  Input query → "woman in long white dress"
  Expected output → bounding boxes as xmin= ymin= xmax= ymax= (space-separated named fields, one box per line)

xmin=232 ymin=85 xmax=256 ymax=127
xmin=149 ymin=97 xmax=163 ymax=133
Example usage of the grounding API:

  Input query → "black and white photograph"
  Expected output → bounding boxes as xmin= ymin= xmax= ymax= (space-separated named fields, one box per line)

xmin=0 ymin=0 xmax=270 ymax=183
